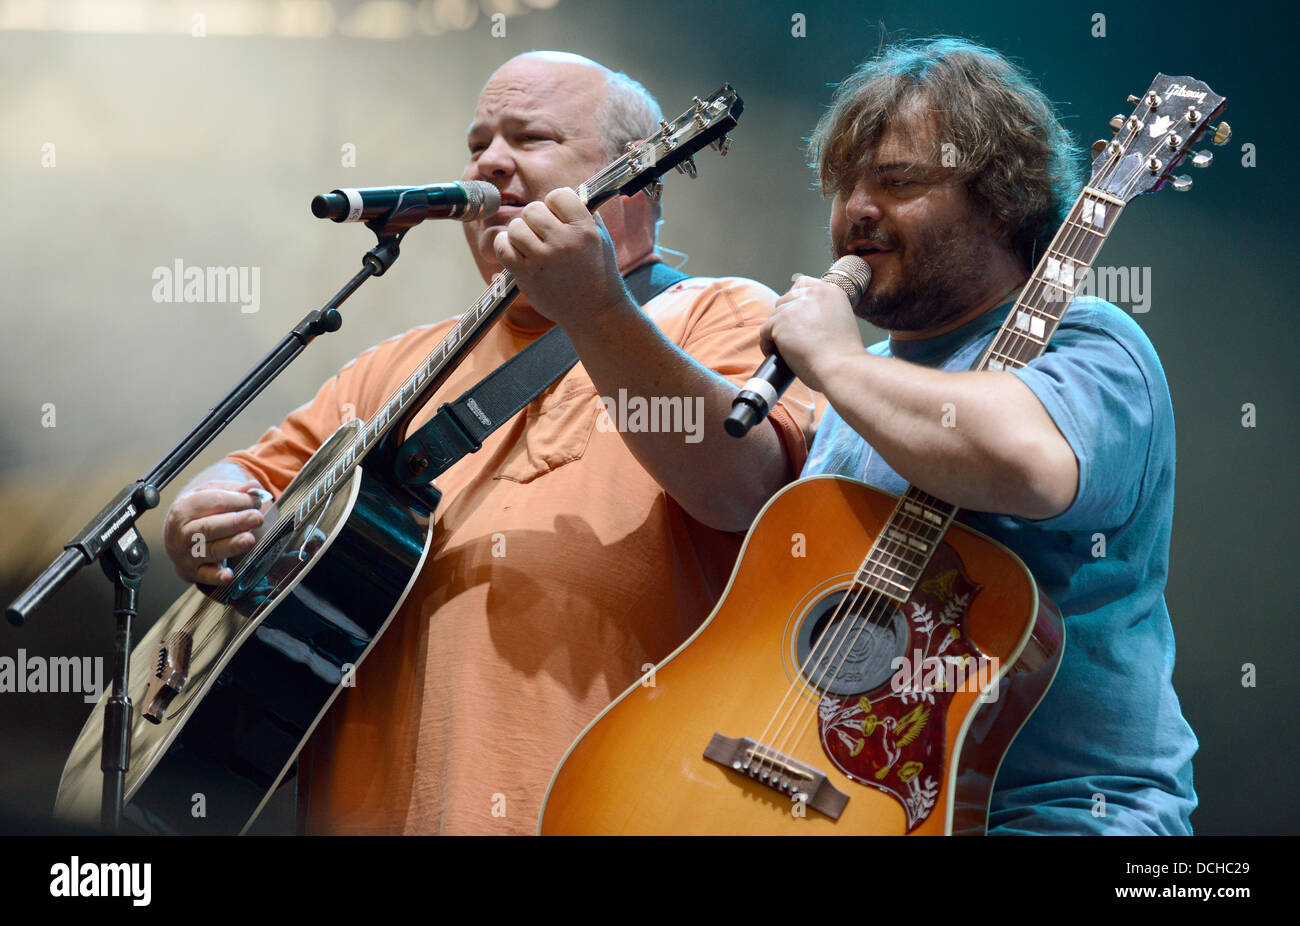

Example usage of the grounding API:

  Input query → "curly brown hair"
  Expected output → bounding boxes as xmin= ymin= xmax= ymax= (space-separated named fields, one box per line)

xmin=809 ymin=37 xmax=1083 ymax=269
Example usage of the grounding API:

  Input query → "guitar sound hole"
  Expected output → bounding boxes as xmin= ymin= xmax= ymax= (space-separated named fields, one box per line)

xmin=795 ymin=590 xmax=908 ymax=697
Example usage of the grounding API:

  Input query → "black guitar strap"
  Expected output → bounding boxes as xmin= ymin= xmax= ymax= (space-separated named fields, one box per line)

xmin=393 ymin=261 xmax=690 ymax=489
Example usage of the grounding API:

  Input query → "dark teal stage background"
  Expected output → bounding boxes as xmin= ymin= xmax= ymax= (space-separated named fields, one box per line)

xmin=1 ymin=0 xmax=1293 ymax=836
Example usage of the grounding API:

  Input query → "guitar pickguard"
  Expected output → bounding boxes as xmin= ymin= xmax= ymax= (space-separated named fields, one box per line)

xmin=817 ymin=544 xmax=984 ymax=832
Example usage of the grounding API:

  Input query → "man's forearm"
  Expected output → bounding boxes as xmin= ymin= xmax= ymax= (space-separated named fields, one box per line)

xmin=813 ymin=350 xmax=1077 ymax=519
xmin=565 ymin=299 xmax=793 ymax=532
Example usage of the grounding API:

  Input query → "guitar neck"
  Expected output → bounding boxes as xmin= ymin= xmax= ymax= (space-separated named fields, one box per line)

xmin=976 ymin=188 xmax=1125 ymax=374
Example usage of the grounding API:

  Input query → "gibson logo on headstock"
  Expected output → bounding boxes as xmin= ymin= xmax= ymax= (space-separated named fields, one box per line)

xmin=1165 ymin=82 xmax=1208 ymax=103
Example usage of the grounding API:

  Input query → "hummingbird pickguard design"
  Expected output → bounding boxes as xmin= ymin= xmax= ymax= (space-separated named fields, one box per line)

xmin=817 ymin=544 xmax=985 ymax=831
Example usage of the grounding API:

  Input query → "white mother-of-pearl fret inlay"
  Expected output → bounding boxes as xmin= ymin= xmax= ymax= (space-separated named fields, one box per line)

xmin=902 ymin=500 xmax=945 ymax=526
xmin=1081 ymin=199 xmax=1106 ymax=226
xmin=1043 ymin=256 xmax=1076 ymax=288
xmin=1015 ymin=310 xmax=1047 ymax=338
xmin=886 ymin=528 xmax=929 ymax=553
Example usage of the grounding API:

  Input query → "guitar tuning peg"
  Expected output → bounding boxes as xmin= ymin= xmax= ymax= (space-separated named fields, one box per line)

xmin=644 ymin=180 xmax=663 ymax=202
xmin=1109 ymin=114 xmax=1125 ymax=133
xmin=1171 ymin=174 xmax=1193 ymax=192
xmin=674 ymin=156 xmax=698 ymax=179
xmin=1212 ymin=121 xmax=1232 ymax=145
xmin=1127 ymin=94 xmax=1140 ymax=104
xmin=1192 ymin=150 xmax=1213 ymax=168
xmin=1091 ymin=139 xmax=1108 ymax=159
xmin=710 ymin=135 xmax=732 ymax=156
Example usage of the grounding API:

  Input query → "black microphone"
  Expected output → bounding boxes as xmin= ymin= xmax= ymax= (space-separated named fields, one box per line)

xmin=311 ymin=181 xmax=500 ymax=223
xmin=725 ymin=255 xmax=872 ymax=438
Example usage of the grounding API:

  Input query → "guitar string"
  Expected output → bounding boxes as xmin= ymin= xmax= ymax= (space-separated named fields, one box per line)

xmin=751 ymin=102 xmax=1174 ymax=785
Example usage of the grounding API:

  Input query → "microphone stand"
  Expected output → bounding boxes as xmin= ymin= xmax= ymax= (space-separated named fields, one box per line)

xmin=5 ymin=204 xmax=427 ymax=832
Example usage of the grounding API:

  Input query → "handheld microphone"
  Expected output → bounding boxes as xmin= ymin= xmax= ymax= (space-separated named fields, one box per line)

xmin=724 ymin=255 xmax=871 ymax=438
xmin=311 ymin=181 xmax=500 ymax=224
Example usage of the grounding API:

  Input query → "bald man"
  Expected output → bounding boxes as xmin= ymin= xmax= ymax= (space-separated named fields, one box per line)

xmin=160 ymin=52 xmax=817 ymax=834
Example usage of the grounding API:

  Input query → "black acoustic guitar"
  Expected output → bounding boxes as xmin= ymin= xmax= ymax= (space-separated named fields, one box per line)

xmin=53 ymin=87 xmax=744 ymax=835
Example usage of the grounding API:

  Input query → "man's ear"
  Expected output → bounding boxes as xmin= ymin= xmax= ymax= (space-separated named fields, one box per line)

xmin=615 ymin=190 xmax=660 ymax=250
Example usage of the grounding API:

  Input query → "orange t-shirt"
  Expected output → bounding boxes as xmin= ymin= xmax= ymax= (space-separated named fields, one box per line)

xmin=226 ymin=274 xmax=819 ymax=834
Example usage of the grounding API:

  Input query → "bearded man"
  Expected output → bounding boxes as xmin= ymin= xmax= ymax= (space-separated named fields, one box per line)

xmin=763 ymin=37 xmax=1197 ymax=834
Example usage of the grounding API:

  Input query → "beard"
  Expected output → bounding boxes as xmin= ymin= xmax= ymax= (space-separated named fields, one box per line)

xmin=836 ymin=214 xmax=998 ymax=333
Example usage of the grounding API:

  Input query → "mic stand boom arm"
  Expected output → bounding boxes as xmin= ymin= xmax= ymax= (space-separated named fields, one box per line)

xmin=4 ymin=217 xmax=412 ymax=833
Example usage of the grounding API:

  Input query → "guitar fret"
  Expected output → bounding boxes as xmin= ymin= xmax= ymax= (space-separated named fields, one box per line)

xmin=868 ymin=540 xmax=919 ymax=569
xmin=888 ymin=513 xmax=941 ymax=549
xmin=901 ymin=498 xmax=946 ymax=527
xmin=894 ymin=528 xmax=930 ymax=554
xmin=1009 ymin=308 xmax=1050 ymax=342
xmin=1066 ymin=217 xmax=1106 ymax=238
xmin=984 ymin=347 xmax=1024 ymax=372
xmin=880 ymin=521 xmax=932 ymax=552
xmin=1003 ymin=333 xmax=1042 ymax=359
xmin=858 ymin=569 xmax=911 ymax=598
xmin=1082 ymin=186 xmax=1127 ymax=208
xmin=890 ymin=517 xmax=939 ymax=550
xmin=867 ymin=556 xmax=912 ymax=579
xmin=866 ymin=544 xmax=924 ymax=587
xmin=860 ymin=561 xmax=908 ymax=588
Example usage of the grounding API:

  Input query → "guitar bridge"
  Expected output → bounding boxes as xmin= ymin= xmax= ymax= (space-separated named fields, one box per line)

xmin=143 ymin=630 xmax=192 ymax=724
xmin=703 ymin=733 xmax=849 ymax=820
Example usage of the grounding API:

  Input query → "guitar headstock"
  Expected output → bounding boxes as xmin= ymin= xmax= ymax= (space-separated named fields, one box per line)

xmin=580 ymin=85 xmax=743 ymax=209
xmin=1089 ymin=74 xmax=1228 ymax=201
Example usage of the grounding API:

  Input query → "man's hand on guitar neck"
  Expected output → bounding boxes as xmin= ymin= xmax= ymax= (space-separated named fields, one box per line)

xmin=163 ymin=462 xmax=271 ymax=585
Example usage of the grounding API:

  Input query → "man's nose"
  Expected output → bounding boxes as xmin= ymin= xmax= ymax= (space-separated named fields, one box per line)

xmin=844 ymin=182 xmax=883 ymax=223
xmin=470 ymin=136 xmax=515 ymax=180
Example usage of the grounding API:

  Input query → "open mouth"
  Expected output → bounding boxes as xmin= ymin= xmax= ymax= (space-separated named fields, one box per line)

xmin=481 ymin=191 xmax=527 ymax=226
xmin=480 ymin=192 xmax=525 ymax=227
xmin=849 ymin=244 xmax=895 ymax=261
xmin=847 ymin=238 xmax=894 ymax=256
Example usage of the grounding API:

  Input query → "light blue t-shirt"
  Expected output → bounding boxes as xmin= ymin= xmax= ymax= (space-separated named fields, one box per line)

xmin=803 ymin=295 xmax=1198 ymax=835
